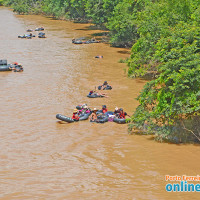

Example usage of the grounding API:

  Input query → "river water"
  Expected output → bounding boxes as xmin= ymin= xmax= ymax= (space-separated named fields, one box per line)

xmin=0 ymin=7 xmax=200 ymax=200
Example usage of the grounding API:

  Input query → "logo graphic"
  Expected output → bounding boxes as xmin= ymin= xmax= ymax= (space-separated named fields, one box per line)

xmin=165 ymin=175 xmax=200 ymax=192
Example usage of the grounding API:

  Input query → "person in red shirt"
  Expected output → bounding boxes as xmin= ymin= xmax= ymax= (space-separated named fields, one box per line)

xmin=72 ymin=109 xmax=80 ymax=121
xmin=118 ymin=108 xmax=128 ymax=119
xmin=102 ymin=105 xmax=108 ymax=113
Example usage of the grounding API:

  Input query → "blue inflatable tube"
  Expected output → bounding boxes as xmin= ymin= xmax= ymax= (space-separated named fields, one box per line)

xmin=73 ymin=40 xmax=82 ymax=44
xmin=87 ymin=94 xmax=104 ymax=98
xmin=98 ymin=85 xmax=112 ymax=90
xmin=56 ymin=113 xmax=90 ymax=123
xmin=96 ymin=115 xmax=109 ymax=123
xmin=113 ymin=117 xmax=126 ymax=124
xmin=56 ymin=114 xmax=74 ymax=123
xmin=0 ymin=65 xmax=12 ymax=72
xmin=105 ymin=111 xmax=114 ymax=116
xmin=35 ymin=27 xmax=44 ymax=31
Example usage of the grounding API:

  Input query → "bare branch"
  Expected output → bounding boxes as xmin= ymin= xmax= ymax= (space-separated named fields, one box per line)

xmin=181 ymin=120 xmax=200 ymax=142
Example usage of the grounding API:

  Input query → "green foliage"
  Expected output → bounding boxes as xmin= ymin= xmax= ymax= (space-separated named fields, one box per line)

xmin=129 ymin=22 xmax=200 ymax=142
xmin=0 ymin=0 xmax=4 ymax=6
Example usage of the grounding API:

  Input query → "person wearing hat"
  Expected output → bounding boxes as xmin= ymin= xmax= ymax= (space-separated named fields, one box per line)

xmin=72 ymin=109 xmax=80 ymax=121
xmin=102 ymin=105 xmax=108 ymax=113
xmin=89 ymin=108 xmax=98 ymax=122
xmin=114 ymin=107 xmax=120 ymax=115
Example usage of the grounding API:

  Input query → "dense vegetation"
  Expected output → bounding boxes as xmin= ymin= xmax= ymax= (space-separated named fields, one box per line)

xmin=0 ymin=0 xmax=4 ymax=5
xmin=3 ymin=0 xmax=200 ymax=143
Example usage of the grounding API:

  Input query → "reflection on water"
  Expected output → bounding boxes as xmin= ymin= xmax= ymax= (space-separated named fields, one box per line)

xmin=0 ymin=7 xmax=200 ymax=200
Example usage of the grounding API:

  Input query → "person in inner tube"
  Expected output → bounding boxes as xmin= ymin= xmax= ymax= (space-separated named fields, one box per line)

xmin=89 ymin=108 xmax=98 ymax=122
xmin=89 ymin=90 xmax=109 ymax=98
xmin=102 ymin=105 xmax=108 ymax=113
xmin=118 ymin=108 xmax=128 ymax=119
xmin=114 ymin=107 xmax=120 ymax=115
xmin=78 ymin=105 xmax=91 ymax=115
xmin=72 ymin=109 xmax=80 ymax=121
xmin=9 ymin=62 xmax=18 ymax=71
xmin=14 ymin=63 xmax=23 ymax=72
xmin=101 ymin=81 xmax=109 ymax=90
xmin=95 ymin=55 xmax=103 ymax=59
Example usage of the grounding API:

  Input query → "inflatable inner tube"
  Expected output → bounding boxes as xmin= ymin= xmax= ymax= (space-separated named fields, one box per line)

xmin=38 ymin=32 xmax=46 ymax=38
xmin=96 ymin=115 xmax=108 ymax=123
xmin=0 ymin=65 xmax=12 ymax=72
xmin=105 ymin=111 xmax=114 ymax=116
xmin=14 ymin=65 xmax=23 ymax=72
xmin=38 ymin=35 xmax=46 ymax=38
xmin=96 ymin=110 xmax=103 ymax=115
xmin=87 ymin=40 xmax=100 ymax=43
xmin=87 ymin=94 xmax=104 ymax=98
xmin=18 ymin=34 xmax=35 ymax=38
xmin=73 ymin=40 xmax=82 ymax=44
xmin=79 ymin=112 xmax=91 ymax=121
xmin=35 ymin=28 xmax=44 ymax=31
xmin=113 ymin=117 xmax=126 ymax=124
xmin=76 ymin=105 xmax=83 ymax=110
xmin=95 ymin=56 xmax=103 ymax=59
xmin=56 ymin=114 xmax=74 ymax=123
xmin=98 ymin=85 xmax=112 ymax=90
xmin=18 ymin=35 xmax=26 ymax=38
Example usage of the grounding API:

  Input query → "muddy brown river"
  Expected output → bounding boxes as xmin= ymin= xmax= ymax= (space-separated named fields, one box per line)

xmin=0 ymin=7 xmax=200 ymax=200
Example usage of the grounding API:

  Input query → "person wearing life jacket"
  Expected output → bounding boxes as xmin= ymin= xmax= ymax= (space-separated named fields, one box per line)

xmin=102 ymin=105 xmax=108 ymax=113
xmin=72 ymin=109 xmax=80 ymax=121
xmin=118 ymin=108 xmax=127 ymax=119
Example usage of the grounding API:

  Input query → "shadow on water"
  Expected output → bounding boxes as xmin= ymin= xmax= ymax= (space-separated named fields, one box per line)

xmin=75 ymin=24 xmax=108 ymax=31
xmin=117 ymin=50 xmax=131 ymax=54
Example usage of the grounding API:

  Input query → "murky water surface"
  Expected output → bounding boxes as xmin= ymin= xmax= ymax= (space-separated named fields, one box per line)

xmin=0 ymin=7 xmax=200 ymax=200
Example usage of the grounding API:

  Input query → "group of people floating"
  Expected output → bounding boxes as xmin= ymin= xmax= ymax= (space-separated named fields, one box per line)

xmin=63 ymin=81 xmax=129 ymax=124
xmin=72 ymin=37 xmax=100 ymax=44
xmin=18 ymin=27 xmax=46 ymax=39
xmin=56 ymin=38 xmax=129 ymax=124
xmin=87 ymin=81 xmax=112 ymax=98
xmin=71 ymin=104 xmax=129 ymax=124
xmin=0 ymin=60 xmax=23 ymax=72
xmin=9 ymin=62 xmax=23 ymax=72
